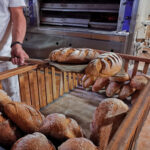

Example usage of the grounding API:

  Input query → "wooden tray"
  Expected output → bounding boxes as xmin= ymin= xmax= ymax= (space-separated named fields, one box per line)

xmin=0 ymin=52 xmax=150 ymax=150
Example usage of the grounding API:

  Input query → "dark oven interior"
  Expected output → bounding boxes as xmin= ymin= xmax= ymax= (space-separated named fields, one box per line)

xmin=40 ymin=0 xmax=121 ymax=31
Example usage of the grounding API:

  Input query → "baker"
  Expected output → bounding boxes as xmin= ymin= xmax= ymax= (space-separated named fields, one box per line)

xmin=0 ymin=0 xmax=29 ymax=101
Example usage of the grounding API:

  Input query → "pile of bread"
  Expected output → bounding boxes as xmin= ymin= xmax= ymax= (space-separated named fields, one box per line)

xmin=50 ymin=48 xmax=149 ymax=104
xmin=0 ymin=89 xmax=129 ymax=150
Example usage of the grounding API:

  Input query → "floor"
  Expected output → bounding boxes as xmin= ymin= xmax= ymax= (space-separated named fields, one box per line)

xmin=135 ymin=111 xmax=150 ymax=150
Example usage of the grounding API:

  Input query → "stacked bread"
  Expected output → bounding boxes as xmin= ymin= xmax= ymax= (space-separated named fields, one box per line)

xmin=82 ymin=73 xmax=149 ymax=103
xmin=0 ymin=90 xmax=86 ymax=149
xmin=49 ymin=47 xmax=100 ymax=64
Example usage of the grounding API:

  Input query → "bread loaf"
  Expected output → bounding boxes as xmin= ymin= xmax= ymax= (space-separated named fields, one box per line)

xmin=119 ymin=84 xmax=136 ymax=100
xmin=11 ymin=132 xmax=55 ymax=150
xmin=106 ymin=81 xmax=123 ymax=97
xmin=130 ymin=75 xmax=148 ymax=90
xmin=82 ymin=75 xmax=96 ymax=88
xmin=0 ymin=90 xmax=12 ymax=112
xmin=40 ymin=113 xmax=84 ymax=141
xmin=85 ymin=52 xmax=122 ymax=78
xmin=4 ymin=102 xmax=44 ymax=133
xmin=0 ymin=113 xmax=22 ymax=148
xmin=58 ymin=137 xmax=98 ymax=150
xmin=92 ymin=77 xmax=109 ymax=92
xmin=90 ymin=98 xmax=129 ymax=145
xmin=49 ymin=48 xmax=99 ymax=64
xmin=109 ymin=72 xmax=130 ymax=82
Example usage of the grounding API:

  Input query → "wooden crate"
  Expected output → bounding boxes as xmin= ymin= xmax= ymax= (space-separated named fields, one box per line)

xmin=0 ymin=53 xmax=150 ymax=150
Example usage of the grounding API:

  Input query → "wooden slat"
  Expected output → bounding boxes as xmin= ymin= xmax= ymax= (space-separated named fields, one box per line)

xmin=106 ymin=82 xmax=150 ymax=150
xmin=124 ymin=59 xmax=129 ymax=72
xmin=44 ymin=67 xmax=53 ymax=104
xmin=63 ymin=72 xmax=69 ymax=93
xmin=59 ymin=72 xmax=64 ymax=96
xmin=0 ymin=81 xmax=3 ymax=89
xmin=68 ymin=73 xmax=73 ymax=90
xmin=0 ymin=65 xmax=38 ymax=80
xmin=51 ymin=67 xmax=58 ymax=99
xmin=28 ymin=70 xmax=40 ymax=110
xmin=18 ymin=73 xmax=31 ymax=105
xmin=37 ymin=68 xmax=47 ymax=108
xmin=73 ymin=73 xmax=76 ymax=88
xmin=142 ymin=62 xmax=149 ymax=74
xmin=132 ymin=61 xmax=139 ymax=77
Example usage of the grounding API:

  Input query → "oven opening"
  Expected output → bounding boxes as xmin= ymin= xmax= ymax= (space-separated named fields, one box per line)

xmin=40 ymin=0 xmax=120 ymax=31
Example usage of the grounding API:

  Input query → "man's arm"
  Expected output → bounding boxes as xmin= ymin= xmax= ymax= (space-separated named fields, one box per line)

xmin=10 ymin=7 xmax=29 ymax=65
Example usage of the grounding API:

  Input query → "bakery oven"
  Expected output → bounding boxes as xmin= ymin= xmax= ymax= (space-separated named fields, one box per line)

xmin=23 ymin=0 xmax=140 ymax=59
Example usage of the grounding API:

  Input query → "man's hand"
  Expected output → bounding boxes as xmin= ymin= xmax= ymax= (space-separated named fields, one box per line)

xmin=11 ymin=44 xmax=29 ymax=65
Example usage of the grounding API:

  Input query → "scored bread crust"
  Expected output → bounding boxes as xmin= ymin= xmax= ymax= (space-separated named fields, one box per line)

xmin=85 ymin=52 xmax=123 ymax=78
xmin=49 ymin=48 xmax=100 ymax=64
xmin=40 ymin=113 xmax=84 ymax=140
xmin=0 ymin=113 xmax=21 ymax=147
xmin=90 ymin=98 xmax=129 ymax=145
xmin=4 ymin=102 xmax=45 ymax=133
xmin=58 ymin=137 xmax=98 ymax=150
xmin=11 ymin=132 xmax=55 ymax=150
xmin=0 ymin=90 xmax=12 ymax=112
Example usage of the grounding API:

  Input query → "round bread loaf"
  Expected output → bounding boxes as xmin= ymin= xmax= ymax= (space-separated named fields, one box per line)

xmin=11 ymin=132 xmax=55 ymax=150
xmin=130 ymin=75 xmax=148 ymax=90
xmin=40 ymin=113 xmax=84 ymax=140
xmin=58 ymin=138 xmax=98 ymax=150
xmin=90 ymin=98 xmax=129 ymax=145
xmin=4 ymin=102 xmax=45 ymax=133
xmin=0 ymin=113 xmax=21 ymax=148
xmin=49 ymin=47 xmax=99 ymax=64
xmin=85 ymin=52 xmax=122 ymax=78
xmin=0 ymin=90 xmax=12 ymax=112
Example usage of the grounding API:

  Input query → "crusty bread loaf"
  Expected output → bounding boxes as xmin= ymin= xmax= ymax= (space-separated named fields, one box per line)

xmin=0 ymin=90 xmax=12 ymax=112
xmin=90 ymin=98 xmax=129 ymax=145
xmin=130 ymin=75 xmax=148 ymax=90
xmin=85 ymin=52 xmax=122 ymax=78
xmin=58 ymin=137 xmax=98 ymax=150
xmin=11 ymin=132 xmax=55 ymax=150
xmin=49 ymin=48 xmax=100 ymax=64
xmin=0 ymin=113 xmax=22 ymax=147
xmin=40 ymin=113 xmax=84 ymax=141
xmin=92 ymin=77 xmax=109 ymax=92
xmin=106 ymin=81 xmax=123 ymax=97
xmin=119 ymin=84 xmax=136 ymax=100
xmin=4 ymin=102 xmax=44 ymax=133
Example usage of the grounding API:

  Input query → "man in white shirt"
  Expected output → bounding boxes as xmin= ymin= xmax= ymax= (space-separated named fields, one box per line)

xmin=0 ymin=0 xmax=29 ymax=101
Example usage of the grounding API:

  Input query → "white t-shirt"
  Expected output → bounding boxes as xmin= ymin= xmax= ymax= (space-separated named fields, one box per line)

xmin=0 ymin=0 xmax=26 ymax=56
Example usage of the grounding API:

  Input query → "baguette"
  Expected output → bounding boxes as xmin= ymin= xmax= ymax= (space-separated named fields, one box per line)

xmin=40 ymin=113 xmax=84 ymax=141
xmin=49 ymin=48 xmax=99 ymax=64
xmin=92 ymin=77 xmax=109 ymax=92
xmin=4 ymin=102 xmax=44 ymax=133
xmin=58 ymin=138 xmax=98 ymax=150
xmin=11 ymin=132 xmax=55 ymax=150
xmin=106 ymin=81 xmax=123 ymax=97
xmin=82 ymin=75 xmax=96 ymax=88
